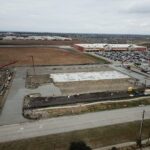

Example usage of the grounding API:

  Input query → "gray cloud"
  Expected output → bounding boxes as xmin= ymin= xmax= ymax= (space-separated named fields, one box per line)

xmin=0 ymin=0 xmax=150 ymax=34
xmin=124 ymin=0 xmax=150 ymax=14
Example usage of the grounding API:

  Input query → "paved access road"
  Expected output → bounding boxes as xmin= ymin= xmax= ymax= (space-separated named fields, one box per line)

xmin=0 ymin=106 xmax=149 ymax=143
xmin=0 ymin=67 xmax=61 ymax=125
xmin=0 ymin=65 xmax=110 ymax=125
xmin=0 ymin=65 xmax=150 ymax=143
xmin=111 ymin=65 xmax=150 ymax=86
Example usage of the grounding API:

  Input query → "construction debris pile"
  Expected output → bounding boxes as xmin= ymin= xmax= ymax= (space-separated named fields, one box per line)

xmin=0 ymin=69 xmax=13 ymax=109
xmin=23 ymin=88 xmax=144 ymax=109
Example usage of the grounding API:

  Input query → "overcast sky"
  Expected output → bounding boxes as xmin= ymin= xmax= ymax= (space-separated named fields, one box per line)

xmin=0 ymin=0 xmax=150 ymax=34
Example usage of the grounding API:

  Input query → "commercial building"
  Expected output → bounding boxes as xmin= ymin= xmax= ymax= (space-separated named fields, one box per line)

xmin=74 ymin=43 xmax=147 ymax=52
xmin=74 ymin=44 xmax=107 ymax=52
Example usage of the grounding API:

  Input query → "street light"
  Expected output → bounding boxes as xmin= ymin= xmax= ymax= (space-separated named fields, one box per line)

xmin=137 ymin=110 xmax=145 ymax=149
xmin=30 ymin=55 xmax=36 ymax=75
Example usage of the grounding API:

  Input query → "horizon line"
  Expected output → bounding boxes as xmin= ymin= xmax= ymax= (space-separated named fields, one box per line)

xmin=0 ymin=30 xmax=150 ymax=36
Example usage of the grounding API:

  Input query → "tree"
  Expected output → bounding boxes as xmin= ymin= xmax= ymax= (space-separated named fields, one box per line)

xmin=69 ymin=141 xmax=91 ymax=150
xmin=111 ymin=147 xmax=118 ymax=150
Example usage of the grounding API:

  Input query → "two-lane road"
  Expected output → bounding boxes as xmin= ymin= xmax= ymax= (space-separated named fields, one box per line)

xmin=0 ymin=106 xmax=150 ymax=143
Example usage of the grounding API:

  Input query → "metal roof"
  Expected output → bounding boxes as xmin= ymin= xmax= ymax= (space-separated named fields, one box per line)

xmin=75 ymin=43 xmax=146 ymax=49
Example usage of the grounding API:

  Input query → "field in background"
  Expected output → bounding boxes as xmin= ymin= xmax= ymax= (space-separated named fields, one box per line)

xmin=0 ymin=39 xmax=81 ymax=45
xmin=0 ymin=47 xmax=102 ymax=66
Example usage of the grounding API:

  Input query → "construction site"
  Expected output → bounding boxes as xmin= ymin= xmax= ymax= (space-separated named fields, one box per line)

xmin=23 ymin=63 xmax=147 ymax=119
xmin=19 ymin=45 xmax=150 ymax=120
xmin=0 ymin=33 xmax=150 ymax=150
xmin=0 ymin=35 xmax=149 ymax=121
xmin=0 ymin=37 xmax=149 ymax=119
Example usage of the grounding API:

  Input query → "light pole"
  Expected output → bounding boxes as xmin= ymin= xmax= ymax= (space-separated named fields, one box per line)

xmin=30 ymin=56 xmax=36 ymax=75
xmin=137 ymin=110 xmax=145 ymax=149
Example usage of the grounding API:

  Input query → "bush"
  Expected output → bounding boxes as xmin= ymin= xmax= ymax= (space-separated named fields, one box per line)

xmin=69 ymin=141 xmax=91 ymax=150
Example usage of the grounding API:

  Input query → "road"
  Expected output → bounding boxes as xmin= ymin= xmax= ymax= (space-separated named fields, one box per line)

xmin=89 ymin=52 xmax=150 ymax=86
xmin=0 ymin=106 xmax=150 ymax=142
xmin=0 ymin=65 xmax=108 ymax=125
xmin=0 ymin=64 xmax=150 ymax=126
xmin=0 ymin=67 xmax=61 ymax=125
xmin=0 ymin=65 xmax=150 ymax=143
xmin=111 ymin=65 xmax=150 ymax=86
xmin=0 ymin=65 xmax=104 ymax=125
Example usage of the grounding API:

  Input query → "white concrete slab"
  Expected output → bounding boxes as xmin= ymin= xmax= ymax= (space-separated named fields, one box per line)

xmin=51 ymin=71 xmax=129 ymax=82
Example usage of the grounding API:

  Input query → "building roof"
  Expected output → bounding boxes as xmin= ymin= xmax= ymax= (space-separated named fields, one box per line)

xmin=108 ymin=44 xmax=130 ymax=48
xmin=75 ymin=43 xmax=146 ymax=49
xmin=75 ymin=43 xmax=107 ymax=48
xmin=131 ymin=44 xmax=146 ymax=48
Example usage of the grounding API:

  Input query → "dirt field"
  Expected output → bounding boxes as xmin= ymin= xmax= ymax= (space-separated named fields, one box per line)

xmin=0 ymin=47 xmax=100 ymax=66
xmin=0 ymin=39 xmax=81 ymax=45
xmin=54 ymin=79 xmax=134 ymax=95
xmin=26 ymin=74 xmax=52 ymax=89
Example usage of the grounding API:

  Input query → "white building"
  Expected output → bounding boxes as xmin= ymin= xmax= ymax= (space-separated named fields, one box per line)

xmin=74 ymin=43 xmax=147 ymax=52
xmin=2 ymin=36 xmax=72 ymax=41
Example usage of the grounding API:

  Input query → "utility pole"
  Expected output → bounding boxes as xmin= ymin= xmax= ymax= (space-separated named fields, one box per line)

xmin=137 ymin=110 xmax=145 ymax=149
xmin=30 ymin=56 xmax=36 ymax=75
xmin=148 ymin=50 xmax=150 ymax=67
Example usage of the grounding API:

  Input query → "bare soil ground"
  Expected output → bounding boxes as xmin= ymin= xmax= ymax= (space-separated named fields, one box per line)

xmin=54 ymin=79 xmax=134 ymax=95
xmin=26 ymin=74 xmax=52 ymax=89
xmin=0 ymin=47 xmax=100 ymax=66
xmin=0 ymin=39 xmax=82 ymax=45
xmin=26 ymin=97 xmax=150 ymax=119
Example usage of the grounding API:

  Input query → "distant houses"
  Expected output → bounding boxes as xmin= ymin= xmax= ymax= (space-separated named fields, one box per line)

xmin=2 ymin=35 xmax=72 ymax=41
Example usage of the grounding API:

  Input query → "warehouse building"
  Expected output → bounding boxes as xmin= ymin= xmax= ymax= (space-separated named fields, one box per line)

xmin=74 ymin=43 xmax=147 ymax=52
xmin=74 ymin=43 xmax=107 ymax=52
xmin=107 ymin=44 xmax=147 ymax=51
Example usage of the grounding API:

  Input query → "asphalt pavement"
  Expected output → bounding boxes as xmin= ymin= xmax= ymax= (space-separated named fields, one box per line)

xmin=0 ymin=67 xmax=61 ymax=125
xmin=111 ymin=65 xmax=150 ymax=86
xmin=0 ymin=105 xmax=149 ymax=142
xmin=0 ymin=65 xmax=150 ymax=143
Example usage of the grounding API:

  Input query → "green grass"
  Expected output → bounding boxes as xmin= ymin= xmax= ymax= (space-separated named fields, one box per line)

xmin=0 ymin=120 xmax=150 ymax=150
xmin=85 ymin=53 xmax=110 ymax=64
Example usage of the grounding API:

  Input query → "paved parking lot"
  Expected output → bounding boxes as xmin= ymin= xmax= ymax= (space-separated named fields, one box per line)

xmin=95 ymin=51 xmax=149 ymax=64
